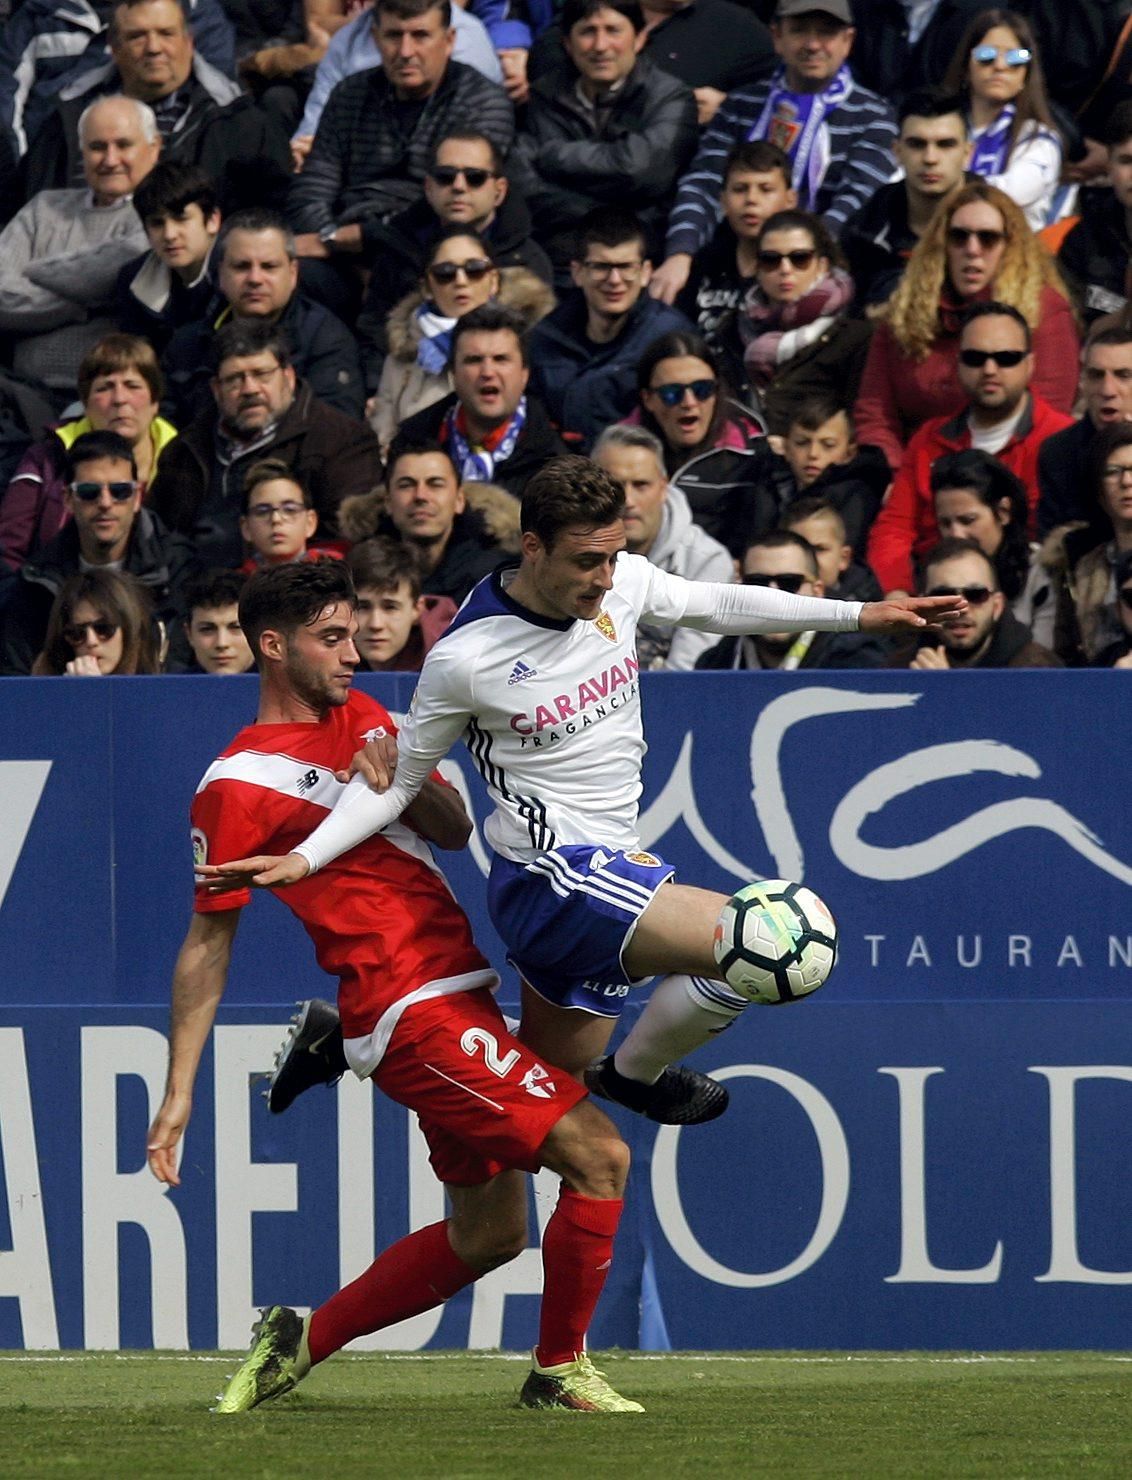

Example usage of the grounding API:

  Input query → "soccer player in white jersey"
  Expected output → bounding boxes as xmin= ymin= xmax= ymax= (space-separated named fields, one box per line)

xmin=204 ymin=457 xmax=964 ymax=1121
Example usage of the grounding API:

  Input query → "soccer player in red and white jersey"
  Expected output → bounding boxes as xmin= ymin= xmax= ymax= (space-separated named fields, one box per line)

xmin=146 ymin=560 xmax=644 ymax=1415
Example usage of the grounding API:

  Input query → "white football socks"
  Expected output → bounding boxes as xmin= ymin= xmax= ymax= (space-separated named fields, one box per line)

xmin=612 ymin=973 xmax=747 ymax=1085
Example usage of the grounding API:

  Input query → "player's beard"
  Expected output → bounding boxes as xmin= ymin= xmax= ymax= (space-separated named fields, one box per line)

xmin=283 ymin=644 xmax=351 ymax=712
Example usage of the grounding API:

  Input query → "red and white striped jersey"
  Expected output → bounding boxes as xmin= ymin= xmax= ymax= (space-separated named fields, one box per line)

xmin=191 ymin=690 xmax=494 ymax=1047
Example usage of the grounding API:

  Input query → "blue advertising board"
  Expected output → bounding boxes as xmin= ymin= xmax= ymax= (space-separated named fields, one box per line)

xmin=0 ymin=671 xmax=1130 ymax=1351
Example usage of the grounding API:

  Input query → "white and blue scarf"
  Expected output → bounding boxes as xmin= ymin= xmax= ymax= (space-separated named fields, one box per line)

xmin=752 ymin=63 xmax=853 ymax=211
xmin=969 ymin=102 xmax=1017 ymax=177
xmin=444 ymin=395 xmax=527 ymax=481
xmin=415 ymin=304 xmax=457 ymax=375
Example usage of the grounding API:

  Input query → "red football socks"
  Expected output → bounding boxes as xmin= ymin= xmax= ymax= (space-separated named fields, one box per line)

xmin=535 ymin=1188 xmax=624 ymax=1369
xmin=307 ymin=1219 xmax=478 ymax=1366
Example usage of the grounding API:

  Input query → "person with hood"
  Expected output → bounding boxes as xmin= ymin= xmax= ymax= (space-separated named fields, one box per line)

xmin=0 ymin=334 xmax=177 ymax=573
xmin=0 ymin=428 xmax=196 ymax=674
xmin=593 ymin=422 xmax=734 ymax=669
xmin=630 ymin=330 xmax=764 ymax=556
xmin=369 ymin=226 xmax=554 ymax=455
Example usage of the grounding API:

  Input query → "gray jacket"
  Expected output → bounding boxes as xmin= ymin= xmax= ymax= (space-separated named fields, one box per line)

xmin=637 ymin=482 xmax=735 ymax=671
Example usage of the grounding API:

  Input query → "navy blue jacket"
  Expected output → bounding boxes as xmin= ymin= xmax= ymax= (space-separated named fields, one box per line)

xmin=527 ymin=291 xmax=695 ymax=452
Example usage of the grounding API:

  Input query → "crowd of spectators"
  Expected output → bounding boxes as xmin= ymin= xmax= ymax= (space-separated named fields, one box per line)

xmin=3 ymin=0 xmax=1132 ymax=676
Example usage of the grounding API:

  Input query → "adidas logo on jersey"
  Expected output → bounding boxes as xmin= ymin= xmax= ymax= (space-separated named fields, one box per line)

xmin=508 ymin=660 xmax=538 ymax=686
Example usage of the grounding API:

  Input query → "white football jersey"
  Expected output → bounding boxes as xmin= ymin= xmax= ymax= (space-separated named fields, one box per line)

xmin=398 ymin=556 xmax=694 ymax=859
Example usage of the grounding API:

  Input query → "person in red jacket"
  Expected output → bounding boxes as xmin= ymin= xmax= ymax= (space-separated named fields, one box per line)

xmin=868 ymin=300 xmax=1072 ymax=594
xmin=853 ymin=180 xmax=1078 ymax=473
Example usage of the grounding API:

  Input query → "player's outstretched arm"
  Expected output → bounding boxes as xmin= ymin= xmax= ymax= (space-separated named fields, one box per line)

xmin=147 ymin=909 xmax=240 ymax=1186
xmin=858 ymin=594 xmax=967 ymax=632
xmin=335 ymin=732 xmax=473 ymax=851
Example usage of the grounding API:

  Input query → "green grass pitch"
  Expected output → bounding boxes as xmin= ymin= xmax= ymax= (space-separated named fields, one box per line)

xmin=3 ymin=1350 xmax=1132 ymax=1478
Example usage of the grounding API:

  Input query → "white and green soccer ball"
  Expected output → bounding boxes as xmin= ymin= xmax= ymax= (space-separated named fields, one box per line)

xmin=712 ymin=879 xmax=838 ymax=1004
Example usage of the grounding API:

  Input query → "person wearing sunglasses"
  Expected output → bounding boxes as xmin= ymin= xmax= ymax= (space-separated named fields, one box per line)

xmin=1046 ymin=422 xmax=1132 ymax=666
xmin=867 ymin=300 xmax=1072 ymax=596
xmin=357 ymin=131 xmax=554 ymax=381
xmin=696 ymin=527 xmax=888 ymax=670
xmin=2 ymin=429 xmax=194 ymax=676
xmin=854 ymin=181 xmax=1078 ymax=475
xmin=31 ymin=568 xmax=163 ymax=676
xmin=741 ymin=207 xmax=872 ymax=436
xmin=1057 ymin=102 xmax=1132 ymax=334
xmin=930 ymin=448 xmax=1053 ymax=650
xmin=941 ymin=8 xmax=1063 ymax=231
xmin=0 ymin=333 xmax=178 ymax=575
xmin=526 ymin=207 xmax=695 ymax=452
xmin=905 ymin=536 xmax=1060 ymax=669
xmin=369 ymin=226 xmax=554 ymax=455
xmin=631 ymin=330 xmax=763 ymax=556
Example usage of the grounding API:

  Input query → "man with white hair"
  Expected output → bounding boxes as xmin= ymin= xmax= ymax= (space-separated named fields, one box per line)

xmin=0 ymin=95 xmax=158 ymax=393
xmin=592 ymin=422 xmax=734 ymax=669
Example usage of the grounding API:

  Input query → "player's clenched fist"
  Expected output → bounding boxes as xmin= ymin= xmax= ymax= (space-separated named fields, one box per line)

xmin=335 ymin=733 xmax=399 ymax=789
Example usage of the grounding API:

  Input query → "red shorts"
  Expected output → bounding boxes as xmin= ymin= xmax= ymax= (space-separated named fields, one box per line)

xmin=372 ymin=988 xmax=587 ymax=1186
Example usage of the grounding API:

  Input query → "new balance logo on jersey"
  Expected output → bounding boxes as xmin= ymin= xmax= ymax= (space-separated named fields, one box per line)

xmin=296 ymin=768 xmax=320 ymax=795
xmin=521 ymin=1063 xmax=556 ymax=1099
xmin=508 ymin=660 xmax=538 ymax=686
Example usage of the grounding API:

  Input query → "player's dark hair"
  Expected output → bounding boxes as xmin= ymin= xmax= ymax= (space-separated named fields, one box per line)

xmin=132 ymin=159 xmax=218 ymax=227
xmin=723 ymin=140 xmax=791 ymax=187
xmin=959 ymin=299 xmax=1032 ymax=350
xmin=929 ymin=448 xmax=1030 ymax=600
xmin=521 ymin=455 xmax=625 ymax=550
xmin=756 ymin=209 xmax=843 ymax=268
xmin=374 ymin=0 xmax=452 ymax=27
xmin=184 ymin=568 xmax=248 ymax=619
xmin=781 ymin=495 xmax=847 ymax=539
xmin=450 ymin=302 xmax=528 ymax=366
xmin=788 ymin=393 xmax=856 ymax=437
xmin=561 ymin=0 xmax=644 ymax=35
xmin=742 ymin=528 xmax=819 ymax=579
xmin=241 ymin=457 xmax=311 ymax=513
xmin=573 ymin=206 xmax=647 ymax=263
xmin=385 ymin=434 xmax=459 ymax=484
xmin=921 ymin=536 xmax=999 ymax=591
xmin=348 ymin=536 xmax=424 ymax=601
xmin=77 ymin=333 xmax=164 ymax=406
xmin=239 ymin=561 xmax=357 ymax=654
xmin=65 ymin=429 xmax=138 ymax=482
xmin=430 ymin=129 xmax=503 ymax=175
xmin=211 ymin=319 xmax=293 ymax=375
xmin=898 ymin=87 xmax=968 ymax=129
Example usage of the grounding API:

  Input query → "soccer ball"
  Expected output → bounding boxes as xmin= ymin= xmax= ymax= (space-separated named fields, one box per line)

xmin=712 ymin=879 xmax=838 ymax=1005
